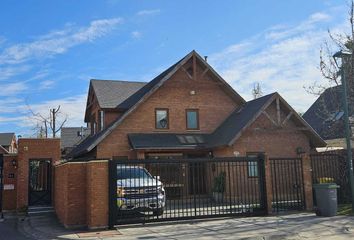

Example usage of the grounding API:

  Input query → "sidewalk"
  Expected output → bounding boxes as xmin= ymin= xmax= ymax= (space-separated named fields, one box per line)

xmin=11 ymin=213 xmax=354 ymax=239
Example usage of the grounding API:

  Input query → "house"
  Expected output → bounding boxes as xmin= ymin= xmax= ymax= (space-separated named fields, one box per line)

xmin=68 ymin=50 xmax=325 ymax=161
xmin=303 ymin=85 xmax=353 ymax=149
xmin=60 ymin=127 xmax=90 ymax=155
xmin=0 ymin=133 xmax=17 ymax=154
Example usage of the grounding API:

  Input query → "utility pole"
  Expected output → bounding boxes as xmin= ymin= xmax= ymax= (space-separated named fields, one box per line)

xmin=334 ymin=51 xmax=354 ymax=209
xmin=52 ymin=108 xmax=56 ymax=138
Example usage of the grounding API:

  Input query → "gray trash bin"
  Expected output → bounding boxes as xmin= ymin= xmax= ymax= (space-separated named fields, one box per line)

xmin=313 ymin=183 xmax=340 ymax=217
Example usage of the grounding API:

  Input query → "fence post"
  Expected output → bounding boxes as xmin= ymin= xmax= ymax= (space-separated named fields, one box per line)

xmin=302 ymin=154 xmax=313 ymax=211
xmin=108 ymin=160 xmax=117 ymax=229
xmin=263 ymin=154 xmax=273 ymax=215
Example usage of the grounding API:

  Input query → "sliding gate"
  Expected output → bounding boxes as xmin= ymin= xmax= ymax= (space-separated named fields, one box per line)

xmin=270 ymin=157 xmax=305 ymax=212
xmin=109 ymin=156 xmax=267 ymax=227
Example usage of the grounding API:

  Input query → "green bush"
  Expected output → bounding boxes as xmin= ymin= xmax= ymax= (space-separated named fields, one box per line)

xmin=213 ymin=172 xmax=226 ymax=193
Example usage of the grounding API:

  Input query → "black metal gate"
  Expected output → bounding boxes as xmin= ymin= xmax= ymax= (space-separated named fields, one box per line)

xmin=29 ymin=159 xmax=52 ymax=206
xmin=109 ymin=156 xmax=267 ymax=227
xmin=311 ymin=153 xmax=351 ymax=204
xmin=269 ymin=157 xmax=305 ymax=212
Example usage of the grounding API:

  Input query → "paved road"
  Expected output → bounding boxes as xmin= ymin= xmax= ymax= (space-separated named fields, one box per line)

xmin=0 ymin=219 xmax=33 ymax=240
xmin=5 ymin=212 xmax=354 ymax=239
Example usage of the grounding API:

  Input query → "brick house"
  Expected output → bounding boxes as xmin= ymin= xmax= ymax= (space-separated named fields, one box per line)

xmin=69 ymin=50 xmax=325 ymax=161
xmin=0 ymin=133 xmax=17 ymax=154
xmin=303 ymin=85 xmax=354 ymax=150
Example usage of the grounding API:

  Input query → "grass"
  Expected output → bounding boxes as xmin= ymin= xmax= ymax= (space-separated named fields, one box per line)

xmin=337 ymin=204 xmax=354 ymax=216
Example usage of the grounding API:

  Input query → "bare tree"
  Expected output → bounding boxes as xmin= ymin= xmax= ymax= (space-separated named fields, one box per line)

xmin=49 ymin=106 xmax=67 ymax=138
xmin=252 ymin=82 xmax=263 ymax=99
xmin=303 ymin=1 xmax=354 ymax=141
xmin=27 ymin=105 xmax=67 ymax=138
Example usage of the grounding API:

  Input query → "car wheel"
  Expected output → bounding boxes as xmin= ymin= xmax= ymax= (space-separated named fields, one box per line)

xmin=153 ymin=208 xmax=164 ymax=216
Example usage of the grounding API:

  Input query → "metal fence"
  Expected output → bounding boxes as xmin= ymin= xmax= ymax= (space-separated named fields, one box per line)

xmin=310 ymin=153 xmax=351 ymax=204
xmin=108 ymin=156 xmax=267 ymax=226
xmin=269 ymin=157 xmax=305 ymax=212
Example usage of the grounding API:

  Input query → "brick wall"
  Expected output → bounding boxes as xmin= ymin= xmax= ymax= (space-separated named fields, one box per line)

xmin=17 ymin=138 xmax=60 ymax=210
xmin=213 ymin=102 xmax=311 ymax=158
xmin=97 ymin=60 xmax=242 ymax=159
xmin=86 ymin=161 xmax=108 ymax=229
xmin=54 ymin=160 xmax=108 ymax=229
xmin=1 ymin=154 xmax=18 ymax=210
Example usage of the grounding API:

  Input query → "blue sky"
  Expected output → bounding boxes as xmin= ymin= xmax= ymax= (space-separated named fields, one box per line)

xmin=0 ymin=0 xmax=349 ymax=136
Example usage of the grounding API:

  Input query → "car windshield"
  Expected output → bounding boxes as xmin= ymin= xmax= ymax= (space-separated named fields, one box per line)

xmin=117 ymin=167 xmax=152 ymax=179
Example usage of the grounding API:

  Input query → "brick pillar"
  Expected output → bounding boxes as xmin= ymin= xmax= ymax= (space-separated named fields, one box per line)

xmin=264 ymin=154 xmax=273 ymax=214
xmin=302 ymin=154 xmax=313 ymax=211
xmin=86 ymin=160 xmax=109 ymax=229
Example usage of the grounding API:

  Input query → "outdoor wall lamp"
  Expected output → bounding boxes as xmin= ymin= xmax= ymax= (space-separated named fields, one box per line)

xmin=296 ymin=147 xmax=305 ymax=155
xmin=11 ymin=159 xmax=17 ymax=168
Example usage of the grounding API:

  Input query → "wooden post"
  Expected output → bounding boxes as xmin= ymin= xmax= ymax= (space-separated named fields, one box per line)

xmin=302 ymin=154 xmax=313 ymax=211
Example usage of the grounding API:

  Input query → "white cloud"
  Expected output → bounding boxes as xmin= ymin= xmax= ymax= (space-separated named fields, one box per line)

xmin=19 ymin=94 xmax=87 ymax=130
xmin=0 ymin=82 xmax=28 ymax=96
xmin=38 ymin=80 xmax=55 ymax=90
xmin=0 ymin=65 xmax=31 ymax=80
xmin=136 ymin=9 xmax=161 ymax=16
xmin=131 ymin=31 xmax=142 ymax=39
xmin=0 ymin=18 xmax=123 ymax=65
xmin=209 ymin=10 xmax=347 ymax=113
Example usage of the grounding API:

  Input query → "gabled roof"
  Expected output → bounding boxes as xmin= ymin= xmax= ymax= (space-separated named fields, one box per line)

xmin=0 ymin=145 xmax=9 ymax=154
xmin=69 ymin=50 xmax=245 ymax=158
xmin=84 ymin=80 xmax=146 ymax=121
xmin=90 ymin=80 xmax=146 ymax=109
xmin=208 ymin=93 xmax=275 ymax=147
xmin=0 ymin=133 xmax=15 ymax=147
xmin=60 ymin=127 xmax=91 ymax=149
xmin=303 ymin=85 xmax=345 ymax=140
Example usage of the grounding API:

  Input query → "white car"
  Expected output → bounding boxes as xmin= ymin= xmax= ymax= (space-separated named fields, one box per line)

xmin=116 ymin=166 xmax=166 ymax=216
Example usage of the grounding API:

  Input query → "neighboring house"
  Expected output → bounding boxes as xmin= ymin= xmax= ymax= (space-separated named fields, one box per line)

xmin=0 ymin=132 xmax=17 ymax=154
xmin=60 ymin=127 xmax=90 ymax=155
xmin=303 ymin=85 xmax=353 ymax=149
xmin=68 ymin=50 xmax=325 ymax=161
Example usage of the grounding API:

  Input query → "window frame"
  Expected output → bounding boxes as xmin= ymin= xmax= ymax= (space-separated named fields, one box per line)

xmin=155 ymin=108 xmax=169 ymax=129
xmin=185 ymin=109 xmax=200 ymax=130
xmin=246 ymin=152 xmax=262 ymax=178
xmin=99 ymin=110 xmax=104 ymax=131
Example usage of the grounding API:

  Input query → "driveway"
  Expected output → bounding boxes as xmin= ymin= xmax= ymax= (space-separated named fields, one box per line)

xmin=11 ymin=213 xmax=354 ymax=239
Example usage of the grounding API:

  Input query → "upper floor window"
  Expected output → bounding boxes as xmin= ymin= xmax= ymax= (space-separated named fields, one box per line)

xmin=155 ymin=108 xmax=169 ymax=129
xmin=99 ymin=110 xmax=104 ymax=130
xmin=186 ymin=109 xmax=199 ymax=130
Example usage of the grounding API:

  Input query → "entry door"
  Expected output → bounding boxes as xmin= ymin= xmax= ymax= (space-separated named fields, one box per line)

xmin=29 ymin=159 xmax=52 ymax=206
xmin=188 ymin=154 xmax=207 ymax=195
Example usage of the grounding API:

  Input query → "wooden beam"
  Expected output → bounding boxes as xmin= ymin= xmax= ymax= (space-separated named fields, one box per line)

xmin=181 ymin=67 xmax=193 ymax=80
xmin=282 ymin=112 xmax=293 ymax=126
xmin=193 ymin=53 xmax=197 ymax=81
xmin=276 ymin=97 xmax=281 ymax=125
xmin=201 ymin=68 xmax=209 ymax=77
xmin=262 ymin=111 xmax=278 ymax=127
xmin=253 ymin=127 xmax=309 ymax=132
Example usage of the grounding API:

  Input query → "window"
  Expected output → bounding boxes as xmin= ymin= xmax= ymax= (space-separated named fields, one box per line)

xmin=247 ymin=153 xmax=260 ymax=177
xmin=186 ymin=109 xmax=199 ymax=130
xmin=99 ymin=110 xmax=105 ymax=130
xmin=155 ymin=109 xmax=169 ymax=129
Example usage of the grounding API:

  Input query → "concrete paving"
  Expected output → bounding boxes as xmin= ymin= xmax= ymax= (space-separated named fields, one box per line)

xmin=4 ymin=212 xmax=354 ymax=239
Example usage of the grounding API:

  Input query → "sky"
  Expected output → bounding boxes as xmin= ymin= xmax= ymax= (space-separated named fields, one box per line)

xmin=0 ymin=0 xmax=350 ymax=136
